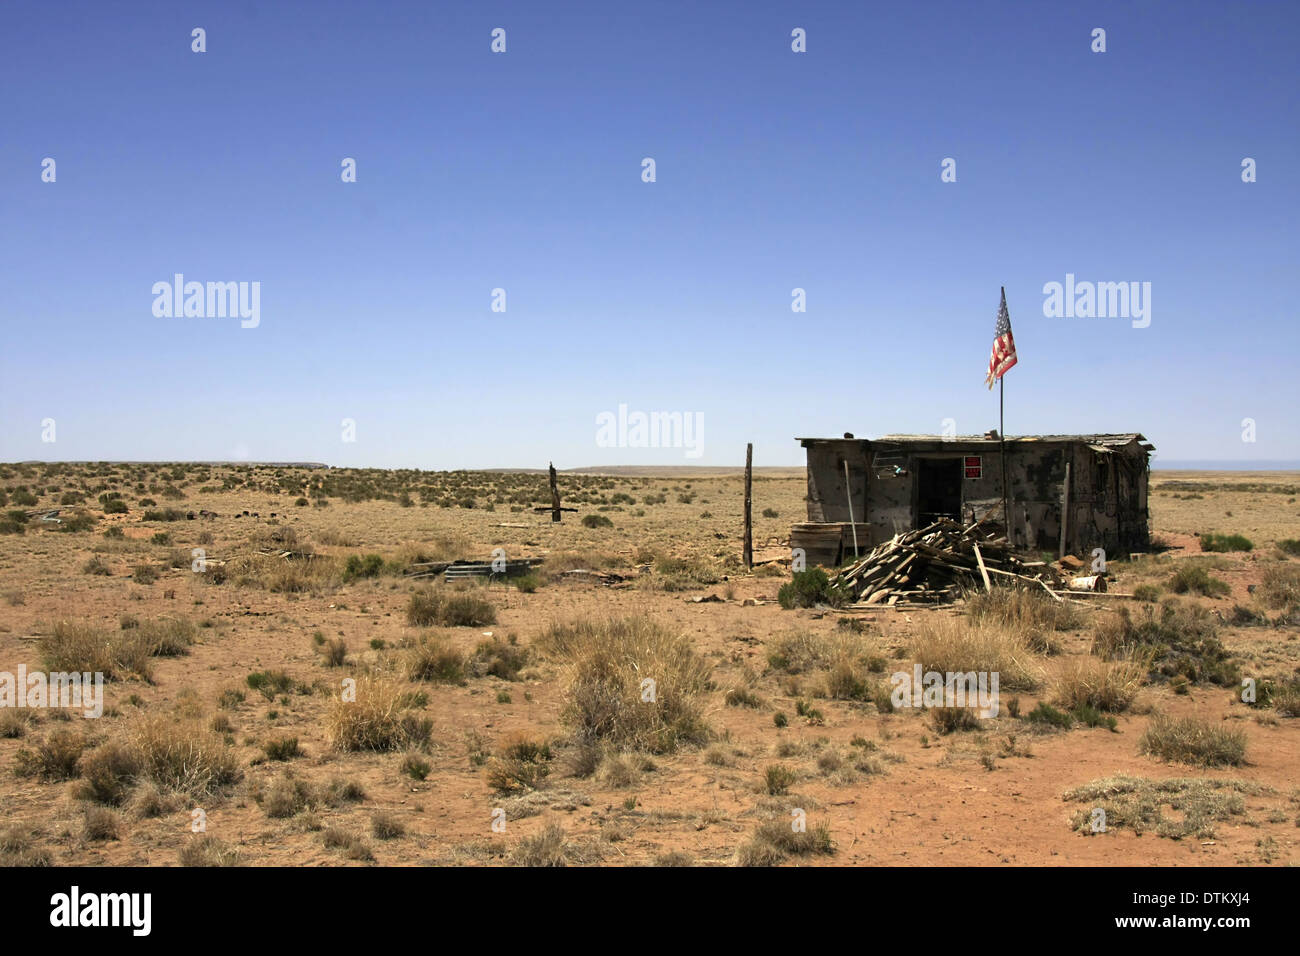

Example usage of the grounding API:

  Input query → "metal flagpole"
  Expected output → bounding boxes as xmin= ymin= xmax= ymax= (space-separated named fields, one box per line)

xmin=1000 ymin=373 xmax=1009 ymax=542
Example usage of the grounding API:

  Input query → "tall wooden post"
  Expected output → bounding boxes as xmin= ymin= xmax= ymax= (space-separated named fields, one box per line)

xmin=743 ymin=443 xmax=753 ymax=570
xmin=548 ymin=462 xmax=561 ymax=522
xmin=843 ymin=459 xmax=859 ymax=559
xmin=1059 ymin=459 xmax=1071 ymax=558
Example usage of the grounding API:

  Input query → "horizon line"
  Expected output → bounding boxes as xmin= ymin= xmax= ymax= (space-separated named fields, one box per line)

xmin=3 ymin=459 xmax=1299 ymax=473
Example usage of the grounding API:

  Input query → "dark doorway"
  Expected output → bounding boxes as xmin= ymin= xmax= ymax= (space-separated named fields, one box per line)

xmin=916 ymin=458 xmax=962 ymax=527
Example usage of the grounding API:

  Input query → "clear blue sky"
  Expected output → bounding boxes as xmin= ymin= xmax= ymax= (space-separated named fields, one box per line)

xmin=2 ymin=0 xmax=1296 ymax=468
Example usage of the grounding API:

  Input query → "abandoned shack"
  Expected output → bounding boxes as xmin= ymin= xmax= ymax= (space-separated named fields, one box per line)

xmin=792 ymin=433 xmax=1154 ymax=567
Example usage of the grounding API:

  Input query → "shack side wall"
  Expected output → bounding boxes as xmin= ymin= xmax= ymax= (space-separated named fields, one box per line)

xmin=804 ymin=441 xmax=868 ymax=524
xmin=1066 ymin=444 xmax=1150 ymax=557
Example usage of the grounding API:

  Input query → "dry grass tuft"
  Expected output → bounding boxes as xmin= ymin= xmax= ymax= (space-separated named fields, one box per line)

xmin=226 ymin=551 xmax=341 ymax=593
xmin=964 ymin=586 xmax=1082 ymax=652
xmin=256 ymin=772 xmax=365 ymax=818
xmin=0 ymin=826 xmax=53 ymax=866
xmin=736 ymin=816 xmax=833 ymax=866
xmin=1139 ymin=714 xmax=1247 ymax=767
xmin=179 ymin=835 xmax=242 ymax=866
xmin=1063 ymin=775 xmax=1261 ymax=838
xmin=0 ymin=710 xmax=30 ymax=739
xmin=486 ymin=734 xmax=554 ymax=793
xmin=82 ymin=806 xmax=123 ymax=841
xmin=767 ymin=630 xmax=884 ymax=701
xmin=470 ymin=634 xmax=530 ymax=680
xmin=910 ymin=617 xmax=1043 ymax=691
xmin=138 ymin=617 xmax=197 ymax=656
xmin=406 ymin=585 xmax=497 ymax=627
xmin=14 ymin=727 xmax=88 ymax=780
xmin=73 ymin=741 xmax=142 ymax=805
xmin=1265 ymin=679 xmax=1300 ymax=717
xmin=42 ymin=716 xmax=241 ymax=803
xmin=539 ymin=617 xmax=711 ymax=753
xmin=129 ymin=781 xmax=182 ymax=819
xmin=371 ymin=812 xmax=405 ymax=840
xmin=326 ymin=676 xmax=433 ymax=752
xmin=929 ymin=707 xmax=982 ymax=734
xmin=393 ymin=534 xmax=473 ymax=567
xmin=1167 ymin=563 xmax=1231 ymax=597
xmin=132 ymin=716 xmax=242 ymax=796
xmin=40 ymin=621 xmax=153 ymax=681
xmin=406 ymin=632 xmax=467 ymax=683
xmin=596 ymin=750 xmax=654 ymax=788
xmin=1091 ymin=600 xmax=1237 ymax=686
xmin=763 ymin=764 xmax=797 ymax=794
xmin=767 ymin=630 xmax=840 ymax=674
xmin=321 ymin=826 xmax=375 ymax=861
xmin=1051 ymin=653 xmax=1147 ymax=713
xmin=1257 ymin=564 xmax=1300 ymax=616
xmin=320 ymin=637 xmax=347 ymax=667
xmin=509 ymin=823 xmax=568 ymax=866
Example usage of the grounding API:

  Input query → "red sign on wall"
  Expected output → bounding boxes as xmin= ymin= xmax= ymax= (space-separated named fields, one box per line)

xmin=964 ymin=456 xmax=982 ymax=479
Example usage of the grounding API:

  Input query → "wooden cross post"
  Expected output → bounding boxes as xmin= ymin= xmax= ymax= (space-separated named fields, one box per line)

xmin=532 ymin=462 xmax=577 ymax=520
xmin=548 ymin=461 xmax=561 ymax=522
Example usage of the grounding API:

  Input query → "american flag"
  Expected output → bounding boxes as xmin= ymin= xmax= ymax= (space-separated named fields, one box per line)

xmin=985 ymin=286 xmax=1017 ymax=389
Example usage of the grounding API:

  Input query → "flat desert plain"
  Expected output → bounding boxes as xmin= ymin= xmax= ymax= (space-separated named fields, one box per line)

xmin=0 ymin=463 xmax=1297 ymax=867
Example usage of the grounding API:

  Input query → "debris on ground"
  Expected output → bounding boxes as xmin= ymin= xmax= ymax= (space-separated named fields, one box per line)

xmin=832 ymin=518 xmax=1067 ymax=607
xmin=404 ymin=558 xmax=544 ymax=581
xmin=559 ymin=568 xmax=630 ymax=587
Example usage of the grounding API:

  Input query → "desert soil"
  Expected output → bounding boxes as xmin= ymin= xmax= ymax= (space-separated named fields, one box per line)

xmin=0 ymin=465 xmax=1296 ymax=866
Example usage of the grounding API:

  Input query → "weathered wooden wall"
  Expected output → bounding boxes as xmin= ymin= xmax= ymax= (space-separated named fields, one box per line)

xmin=801 ymin=437 xmax=1150 ymax=559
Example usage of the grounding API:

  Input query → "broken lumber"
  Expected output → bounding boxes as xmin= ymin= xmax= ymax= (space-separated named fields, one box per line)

xmin=829 ymin=516 xmax=1067 ymax=607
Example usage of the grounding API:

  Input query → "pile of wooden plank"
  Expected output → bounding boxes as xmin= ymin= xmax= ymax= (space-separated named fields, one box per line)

xmin=832 ymin=518 xmax=1065 ymax=607
xmin=404 ymin=558 xmax=543 ymax=581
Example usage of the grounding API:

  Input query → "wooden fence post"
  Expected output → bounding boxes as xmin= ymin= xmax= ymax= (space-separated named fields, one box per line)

xmin=743 ymin=443 xmax=753 ymax=570
xmin=549 ymin=462 xmax=561 ymax=522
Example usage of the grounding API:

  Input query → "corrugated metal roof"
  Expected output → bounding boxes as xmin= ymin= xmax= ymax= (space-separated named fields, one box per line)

xmin=799 ymin=433 xmax=1151 ymax=447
